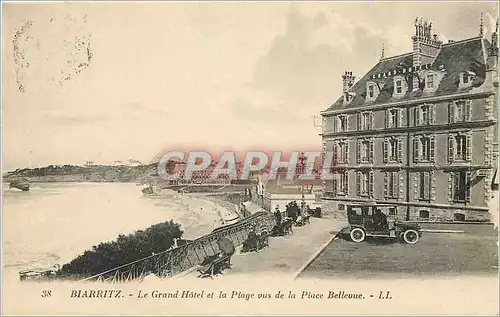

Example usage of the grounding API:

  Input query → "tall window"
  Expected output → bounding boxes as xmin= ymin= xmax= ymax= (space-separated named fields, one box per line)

xmin=451 ymin=171 xmax=471 ymax=202
xmin=414 ymin=104 xmax=434 ymax=126
xmin=418 ymin=171 xmax=431 ymax=201
xmin=386 ymin=109 xmax=398 ymax=128
xmin=396 ymin=80 xmax=402 ymax=94
xmin=421 ymin=137 xmax=430 ymax=160
xmin=384 ymin=137 xmax=401 ymax=163
xmin=456 ymin=135 xmax=467 ymax=161
xmin=390 ymin=139 xmax=398 ymax=161
xmin=426 ymin=74 xmax=434 ymax=89
xmin=358 ymin=111 xmax=373 ymax=130
xmin=357 ymin=170 xmax=373 ymax=197
xmin=338 ymin=115 xmax=348 ymax=132
xmin=333 ymin=170 xmax=348 ymax=196
xmin=334 ymin=139 xmax=349 ymax=164
xmin=421 ymin=105 xmax=429 ymax=125
xmin=385 ymin=171 xmax=399 ymax=198
xmin=362 ymin=141 xmax=369 ymax=162
xmin=449 ymin=100 xmax=471 ymax=123
xmin=362 ymin=112 xmax=370 ymax=129
xmin=414 ymin=135 xmax=435 ymax=162
xmin=448 ymin=132 xmax=471 ymax=163
xmin=358 ymin=138 xmax=373 ymax=163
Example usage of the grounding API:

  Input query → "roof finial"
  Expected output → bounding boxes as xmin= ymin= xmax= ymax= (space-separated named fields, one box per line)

xmin=479 ymin=12 xmax=484 ymax=37
xmin=381 ymin=43 xmax=385 ymax=60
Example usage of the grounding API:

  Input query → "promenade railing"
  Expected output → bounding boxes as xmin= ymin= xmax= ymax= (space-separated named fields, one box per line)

xmin=80 ymin=211 xmax=274 ymax=283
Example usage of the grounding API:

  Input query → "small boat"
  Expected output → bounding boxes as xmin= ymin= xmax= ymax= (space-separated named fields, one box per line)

xmin=19 ymin=264 xmax=60 ymax=282
xmin=142 ymin=185 xmax=155 ymax=195
xmin=9 ymin=178 xmax=30 ymax=191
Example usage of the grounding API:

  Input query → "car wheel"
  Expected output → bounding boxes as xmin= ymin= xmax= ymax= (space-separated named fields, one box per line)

xmin=350 ymin=228 xmax=365 ymax=243
xmin=403 ymin=229 xmax=419 ymax=244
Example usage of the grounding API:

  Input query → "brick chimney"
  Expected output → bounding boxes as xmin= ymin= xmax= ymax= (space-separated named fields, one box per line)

xmin=411 ymin=18 xmax=443 ymax=90
xmin=342 ymin=71 xmax=355 ymax=102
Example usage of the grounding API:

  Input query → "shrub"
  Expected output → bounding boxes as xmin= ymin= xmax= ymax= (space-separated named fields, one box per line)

xmin=58 ymin=220 xmax=183 ymax=278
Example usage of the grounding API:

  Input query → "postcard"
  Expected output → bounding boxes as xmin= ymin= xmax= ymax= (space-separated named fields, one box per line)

xmin=2 ymin=1 xmax=499 ymax=316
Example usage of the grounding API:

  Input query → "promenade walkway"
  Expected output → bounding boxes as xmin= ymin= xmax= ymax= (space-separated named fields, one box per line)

xmin=182 ymin=217 xmax=348 ymax=279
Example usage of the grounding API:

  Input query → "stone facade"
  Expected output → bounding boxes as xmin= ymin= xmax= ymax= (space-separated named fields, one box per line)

xmin=320 ymin=18 xmax=499 ymax=222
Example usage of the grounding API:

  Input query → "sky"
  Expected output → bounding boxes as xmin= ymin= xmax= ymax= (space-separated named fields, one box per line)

xmin=2 ymin=1 xmax=498 ymax=171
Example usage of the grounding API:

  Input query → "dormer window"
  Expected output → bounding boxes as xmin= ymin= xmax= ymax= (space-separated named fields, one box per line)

xmin=459 ymin=71 xmax=475 ymax=88
xmin=343 ymin=92 xmax=356 ymax=104
xmin=396 ymin=80 xmax=402 ymax=94
xmin=393 ymin=75 xmax=407 ymax=98
xmin=365 ymin=81 xmax=380 ymax=102
xmin=462 ymin=73 xmax=469 ymax=84
xmin=426 ymin=74 xmax=434 ymax=89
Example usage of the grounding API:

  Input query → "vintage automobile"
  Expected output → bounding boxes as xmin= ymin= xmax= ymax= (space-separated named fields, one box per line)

xmin=346 ymin=203 xmax=422 ymax=244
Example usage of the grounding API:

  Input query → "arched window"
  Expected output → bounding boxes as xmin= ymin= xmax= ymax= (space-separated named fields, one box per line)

xmin=454 ymin=213 xmax=466 ymax=221
xmin=419 ymin=210 xmax=430 ymax=219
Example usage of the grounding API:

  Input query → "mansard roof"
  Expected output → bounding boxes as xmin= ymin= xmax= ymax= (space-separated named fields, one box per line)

xmin=324 ymin=37 xmax=490 ymax=113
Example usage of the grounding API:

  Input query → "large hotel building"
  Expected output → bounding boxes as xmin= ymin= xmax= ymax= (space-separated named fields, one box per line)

xmin=320 ymin=18 xmax=499 ymax=222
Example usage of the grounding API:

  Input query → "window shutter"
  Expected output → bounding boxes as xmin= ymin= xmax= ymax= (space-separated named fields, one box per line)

xmin=346 ymin=115 xmax=350 ymax=131
xmin=333 ymin=142 xmax=338 ymax=162
xmin=466 ymin=133 xmax=472 ymax=162
xmin=344 ymin=142 xmax=349 ymax=164
xmin=448 ymin=135 xmax=454 ymax=163
xmin=397 ymin=137 xmax=403 ymax=163
xmin=414 ymin=173 xmax=419 ymax=200
xmin=357 ymin=113 xmax=361 ymax=130
xmin=424 ymin=172 xmax=430 ymax=200
xmin=385 ymin=110 xmax=389 ymax=129
xmin=384 ymin=172 xmax=388 ymax=198
xmin=430 ymin=104 xmax=436 ymax=125
xmin=332 ymin=172 xmax=338 ymax=194
xmin=356 ymin=139 xmax=361 ymax=164
xmin=413 ymin=137 xmax=420 ymax=163
xmin=369 ymin=170 xmax=374 ymax=197
xmin=465 ymin=100 xmax=472 ymax=122
xmin=466 ymin=171 xmax=471 ymax=202
xmin=383 ymin=139 xmax=388 ymax=163
xmin=356 ymin=171 xmax=361 ymax=196
xmin=369 ymin=138 xmax=374 ymax=163
xmin=333 ymin=116 xmax=338 ymax=133
xmin=344 ymin=171 xmax=349 ymax=195
xmin=430 ymin=171 xmax=436 ymax=201
xmin=369 ymin=112 xmax=374 ymax=129
xmin=393 ymin=172 xmax=399 ymax=198
xmin=448 ymin=102 xmax=455 ymax=123
xmin=430 ymin=135 xmax=436 ymax=163
xmin=399 ymin=171 xmax=404 ymax=200
xmin=415 ymin=107 xmax=421 ymax=126
xmin=398 ymin=108 xmax=404 ymax=127
xmin=448 ymin=172 xmax=454 ymax=201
